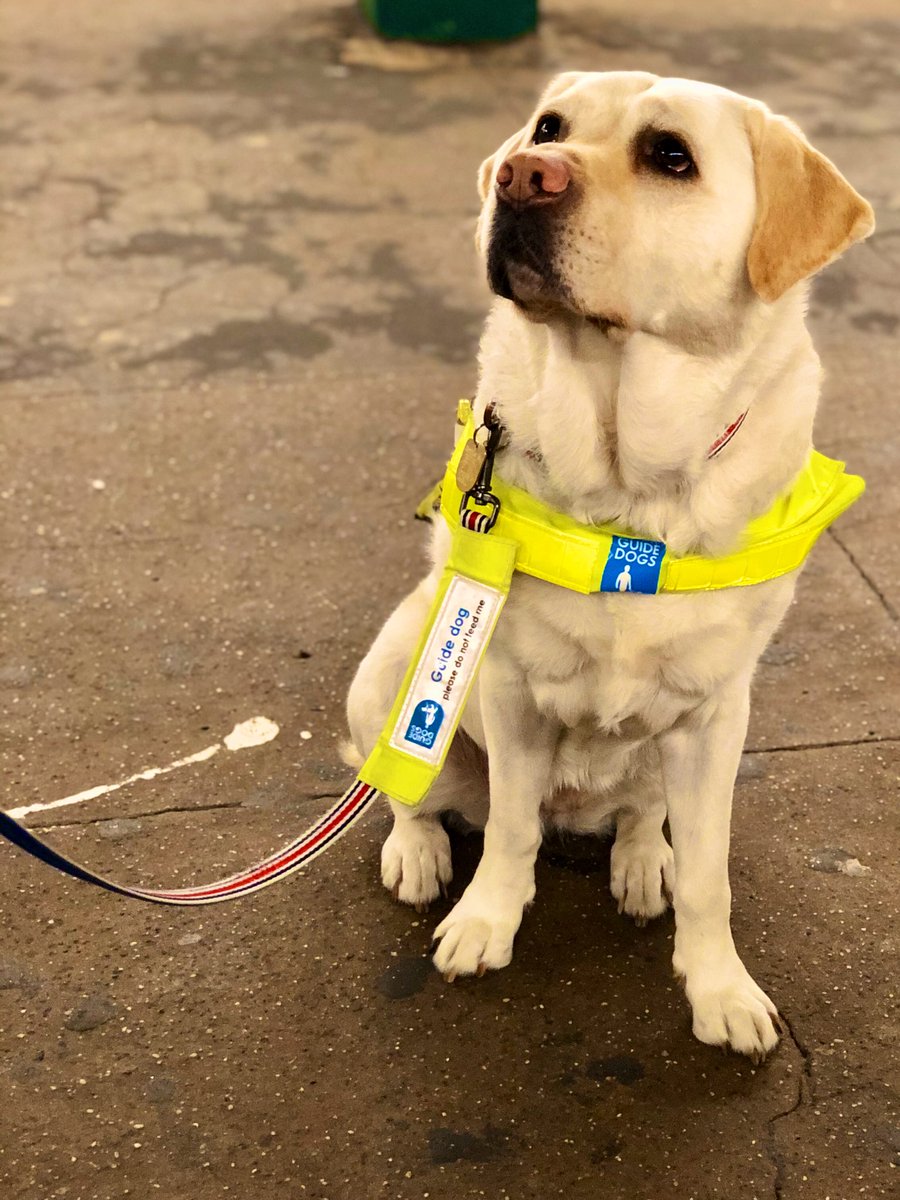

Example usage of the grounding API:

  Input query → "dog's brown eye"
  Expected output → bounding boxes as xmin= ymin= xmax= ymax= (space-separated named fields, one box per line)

xmin=646 ymin=132 xmax=695 ymax=177
xmin=533 ymin=113 xmax=562 ymax=144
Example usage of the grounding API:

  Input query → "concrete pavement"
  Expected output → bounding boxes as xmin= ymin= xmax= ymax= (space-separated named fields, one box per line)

xmin=1 ymin=2 xmax=898 ymax=1198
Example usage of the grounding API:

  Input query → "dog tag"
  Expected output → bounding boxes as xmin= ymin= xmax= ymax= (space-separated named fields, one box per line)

xmin=455 ymin=438 xmax=486 ymax=493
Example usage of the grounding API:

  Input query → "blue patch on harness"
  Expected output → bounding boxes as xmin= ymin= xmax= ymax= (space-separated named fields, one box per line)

xmin=404 ymin=700 xmax=445 ymax=749
xmin=600 ymin=536 xmax=665 ymax=594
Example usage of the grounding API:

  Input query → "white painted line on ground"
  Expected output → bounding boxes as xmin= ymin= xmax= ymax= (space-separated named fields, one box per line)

xmin=8 ymin=716 xmax=280 ymax=821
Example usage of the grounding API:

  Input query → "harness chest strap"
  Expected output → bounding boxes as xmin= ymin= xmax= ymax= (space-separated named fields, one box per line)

xmin=362 ymin=403 xmax=865 ymax=807
xmin=437 ymin=401 xmax=865 ymax=596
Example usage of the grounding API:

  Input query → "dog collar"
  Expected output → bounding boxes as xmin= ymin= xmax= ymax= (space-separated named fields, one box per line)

xmin=521 ymin=409 xmax=748 ymax=469
xmin=707 ymin=410 xmax=747 ymax=457
xmin=427 ymin=400 xmax=864 ymax=596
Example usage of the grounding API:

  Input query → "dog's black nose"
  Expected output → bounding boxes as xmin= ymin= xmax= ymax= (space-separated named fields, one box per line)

xmin=496 ymin=151 xmax=571 ymax=210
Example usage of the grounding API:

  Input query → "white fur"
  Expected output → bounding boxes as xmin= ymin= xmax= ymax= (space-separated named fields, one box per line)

xmin=346 ymin=73 xmax=869 ymax=1060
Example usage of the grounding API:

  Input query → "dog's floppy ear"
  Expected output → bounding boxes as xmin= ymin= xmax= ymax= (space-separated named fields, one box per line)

xmin=746 ymin=107 xmax=874 ymax=303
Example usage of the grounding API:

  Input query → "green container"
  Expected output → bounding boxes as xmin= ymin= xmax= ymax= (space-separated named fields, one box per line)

xmin=360 ymin=0 xmax=537 ymax=43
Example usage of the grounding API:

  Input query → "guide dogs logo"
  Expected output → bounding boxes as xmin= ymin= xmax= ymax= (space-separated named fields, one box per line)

xmin=404 ymin=699 xmax=445 ymax=750
xmin=600 ymin=536 xmax=665 ymax=594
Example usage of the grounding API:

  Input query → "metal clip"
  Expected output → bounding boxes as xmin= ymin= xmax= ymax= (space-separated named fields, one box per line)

xmin=459 ymin=403 xmax=505 ymax=533
xmin=460 ymin=489 xmax=500 ymax=532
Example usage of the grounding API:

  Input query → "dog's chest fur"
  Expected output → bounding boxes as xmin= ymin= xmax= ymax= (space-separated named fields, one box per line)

xmin=445 ymin=300 xmax=813 ymax=815
xmin=484 ymin=573 xmax=793 ymax=805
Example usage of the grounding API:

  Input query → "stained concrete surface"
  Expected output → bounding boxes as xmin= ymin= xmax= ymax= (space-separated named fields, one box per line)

xmin=1 ymin=2 xmax=898 ymax=1198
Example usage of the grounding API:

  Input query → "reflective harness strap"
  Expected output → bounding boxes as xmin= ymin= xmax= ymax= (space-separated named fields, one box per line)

xmin=440 ymin=403 xmax=865 ymax=596
xmin=357 ymin=525 xmax=518 ymax=807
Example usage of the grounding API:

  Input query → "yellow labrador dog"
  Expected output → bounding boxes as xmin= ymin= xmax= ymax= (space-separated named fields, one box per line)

xmin=346 ymin=72 xmax=873 ymax=1060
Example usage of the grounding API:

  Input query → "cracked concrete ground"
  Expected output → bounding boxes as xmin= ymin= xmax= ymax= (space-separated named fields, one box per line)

xmin=1 ymin=1 xmax=898 ymax=1198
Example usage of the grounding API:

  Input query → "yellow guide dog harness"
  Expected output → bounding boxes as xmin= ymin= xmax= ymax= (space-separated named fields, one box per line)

xmin=358 ymin=400 xmax=864 ymax=807
xmin=0 ymin=400 xmax=864 ymax=904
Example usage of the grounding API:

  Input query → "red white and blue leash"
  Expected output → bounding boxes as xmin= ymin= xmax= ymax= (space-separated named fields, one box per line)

xmin=0 ymin=780 xmax=379 ymax=906
xmin=0 ymin=405 xmax=504 ymax=907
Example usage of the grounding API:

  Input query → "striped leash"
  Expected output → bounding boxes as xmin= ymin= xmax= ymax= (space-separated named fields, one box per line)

xmin=0 ymin=781 xmax=379 ymax=906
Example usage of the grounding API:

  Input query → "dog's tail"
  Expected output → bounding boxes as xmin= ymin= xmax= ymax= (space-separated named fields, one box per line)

xmin=339 ymin=738 xmax=364 ymax=771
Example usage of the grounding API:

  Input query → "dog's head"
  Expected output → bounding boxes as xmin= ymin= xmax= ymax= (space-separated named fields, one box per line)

xmin=477 ymin=72 xmax=873 ymax=339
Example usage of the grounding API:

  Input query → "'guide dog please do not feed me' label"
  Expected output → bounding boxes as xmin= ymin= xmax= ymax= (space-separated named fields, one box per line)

xmin=389 ymin=575 xmax=506 ymax=767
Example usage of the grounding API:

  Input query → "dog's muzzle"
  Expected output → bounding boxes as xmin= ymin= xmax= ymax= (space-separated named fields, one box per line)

xmin=486 ymin=204 xmax=565 ymax=307
xmin=486 ymin=148 xmax=574 ymax=308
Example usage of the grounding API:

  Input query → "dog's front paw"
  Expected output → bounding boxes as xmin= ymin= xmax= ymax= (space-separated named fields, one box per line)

xmin=677 ymin=956 xmax=781 ymax=1062
xmin=431 ymin=886 xmax=524 ymax=980
xmin=381 ymin=818 xmax=452 ymax=911
xmin=610 ymin=831 xmax=675 ymax=925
